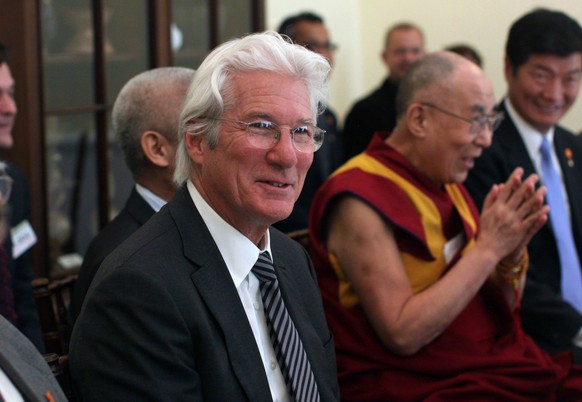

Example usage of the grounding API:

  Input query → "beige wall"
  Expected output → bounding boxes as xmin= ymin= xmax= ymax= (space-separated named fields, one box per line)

xmin=267 ymin=0 xmax=582 ymax=133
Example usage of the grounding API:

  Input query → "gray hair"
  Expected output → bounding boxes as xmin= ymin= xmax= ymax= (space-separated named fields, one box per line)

xmin=395 ymin=52 xmax=456 ymax=121
xmin=113 ymin=67 xmax=195 ymax=177
xmin=173 ymin=31 xmax=331 ymax=185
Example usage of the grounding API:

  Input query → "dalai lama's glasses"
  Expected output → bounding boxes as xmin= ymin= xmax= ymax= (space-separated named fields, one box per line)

xmin=419 ymin=102 xmax=504 ymax=135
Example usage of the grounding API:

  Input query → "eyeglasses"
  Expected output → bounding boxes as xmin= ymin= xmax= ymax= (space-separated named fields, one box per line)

xmin=419 ymin=102 xmax=504 ymax=135
xmin=208 ymin=118 xmax=325 ymax=153
xmin=302 ymin=41 xmax=338 ymax=53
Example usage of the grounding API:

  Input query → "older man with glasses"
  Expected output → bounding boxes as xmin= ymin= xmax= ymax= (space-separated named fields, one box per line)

xmin=69 ymin=31 xmax=340 ymax=402
xmin=308 ymin=51 xmax=582 ymax=401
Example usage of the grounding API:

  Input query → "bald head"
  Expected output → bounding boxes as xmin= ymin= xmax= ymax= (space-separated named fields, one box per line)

xmin=390 ymin=51 xmax=496 ymax=185
xmin=113 ymin=67 xmax=195 ymax=178
xmin=395 ymin=51 xmax=488 ymax=121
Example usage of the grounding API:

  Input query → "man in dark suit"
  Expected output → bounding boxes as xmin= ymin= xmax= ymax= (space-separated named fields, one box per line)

xmin=465 ymin=8 xmax=582 ymax=362
xmin=0 ymin=315 xmax=65 ymax=401
xmin=343 ymin=22 xmax=425 ymax=160
xmin=0 ymin=42 xmax=43 ymax=351
xmin=69 ymin=32 xmax=339 ymax=401
xmin=69 ymin=67 xmax=195 ymax=324
xmin=275 ymin=11 xmax=344 ymax=232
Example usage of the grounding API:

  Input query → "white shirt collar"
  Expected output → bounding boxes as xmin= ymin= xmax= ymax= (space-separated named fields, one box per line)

xmin=186 ymin=180 xmax=272 ymax=287
xmin=504 ymin=98 xmax=555 ymax=162
xmin=135 ymin=183 xmax=167 ymax=212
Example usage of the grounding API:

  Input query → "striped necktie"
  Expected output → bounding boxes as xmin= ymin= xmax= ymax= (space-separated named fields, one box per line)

xmin=540 ymin=137 xmax=582 ymax=312
xmin=252 ymin=252 xmax=320 ymax=402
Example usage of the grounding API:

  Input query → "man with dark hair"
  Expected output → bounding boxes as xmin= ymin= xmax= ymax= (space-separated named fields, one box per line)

xmin=275 ymin=11 xmax=344 ymax=232
xmin=0 ymin=42 xmax=43 ymax=351
xmin=310 ymin=50 xmax=582 ymax=401
xmin=445 ymin=43 xmax=482 ymax=67
xmin=69 ymin=67 xmax=195 ymax=324
xmin=343 ymin=22 xmax=425 ymax=160
xmin=465 ymin=8 xmax=582 ymax=363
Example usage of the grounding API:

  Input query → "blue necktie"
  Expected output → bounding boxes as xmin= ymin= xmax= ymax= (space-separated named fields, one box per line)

xmin=253 ymin=252 xmax=320 ymax=402
xmin=540 ymin=138 xmax=582 ymax=313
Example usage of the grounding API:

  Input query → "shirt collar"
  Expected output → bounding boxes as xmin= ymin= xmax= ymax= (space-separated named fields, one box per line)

xmin=504 ymin=98 xmax=555 ymax=159
xmin=135 ymin=183 xmax=167 ymax=212
xmin=186 ymin=180 xmax=271 ymax=287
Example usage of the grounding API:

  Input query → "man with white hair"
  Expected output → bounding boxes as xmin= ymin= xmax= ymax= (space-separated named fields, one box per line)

xmin=69 ymin=32 xmax=339 ymax=401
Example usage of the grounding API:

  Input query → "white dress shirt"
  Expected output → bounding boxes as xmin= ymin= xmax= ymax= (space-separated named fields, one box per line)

xmin=0 ymin=367 xmax=24 ymax=402
xmin=504 ymin=98 xmax=571 ymax=219
xmin=186 ymin=181 xmax=290 ymax=402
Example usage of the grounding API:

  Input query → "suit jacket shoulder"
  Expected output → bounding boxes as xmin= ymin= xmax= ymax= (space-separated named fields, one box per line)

xmin=0 ymin=316 xmax=66 ymax=401
xmin=70 ymin=188 xmax=155 ymax=323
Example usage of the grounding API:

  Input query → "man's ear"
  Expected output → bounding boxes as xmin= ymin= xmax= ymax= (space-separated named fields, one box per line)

xmin=184 ymin=129 xmax=205 ymax=164
xmin=141 ymin=131 xmax=173 ymax=168
xmin=407 ymin=103 xmax=427 ymax=138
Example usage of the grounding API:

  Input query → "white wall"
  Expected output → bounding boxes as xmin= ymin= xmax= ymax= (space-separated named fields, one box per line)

xmin=266 ymin=1 xmax=582 ymax=132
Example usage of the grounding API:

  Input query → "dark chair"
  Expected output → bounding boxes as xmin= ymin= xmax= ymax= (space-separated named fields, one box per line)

xmin=287 ymin=228 xmax=310 ymax=250
xmin=33 ymin=274 xmax=78 ymax=401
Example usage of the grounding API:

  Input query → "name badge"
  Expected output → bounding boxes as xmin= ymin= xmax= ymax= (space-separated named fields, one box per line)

xmin=443 ymin=232 xmax=465 ymax=265
xmin=11 ymin=220 xmax=37 ymax=259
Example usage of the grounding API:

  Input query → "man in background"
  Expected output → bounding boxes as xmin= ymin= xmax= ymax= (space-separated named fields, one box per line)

xmin=465 ymin=8 xmax=582 ymax=363
xmin=343 ymin=22 xmax=425 ymax=159
xmin=275 ymin=11 xmax=344 ymax=232
xmin=0 ymin=41 xmax=43 ymax=351
xmin=69 ymin=67 xmax=194 ymax=323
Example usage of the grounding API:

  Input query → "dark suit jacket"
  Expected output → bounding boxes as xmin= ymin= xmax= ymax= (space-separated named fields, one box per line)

xmin=4 ymin=164 xmax=43 ymax=352
xmin=69 ymin=186 xmax=339 ymax=401
xmin=0 ymin=315 xmax=66 ymax=401
xmin=69 ymin=187 xmax=155 ymax=324
xmin=464 ymin=102 xmax=582 ymax=361
xmin=343 ymin=77 xmax=399 ymax=160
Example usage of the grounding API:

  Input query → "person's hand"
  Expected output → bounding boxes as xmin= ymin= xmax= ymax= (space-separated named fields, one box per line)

xmin=477 ymin=167 xmax=548 ymax=264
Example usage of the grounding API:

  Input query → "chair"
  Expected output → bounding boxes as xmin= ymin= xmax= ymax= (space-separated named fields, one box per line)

xmin=33 ymin=274 xmax=78 ymax=401
xmin=32 ymin=274 xmax=77 ymax=355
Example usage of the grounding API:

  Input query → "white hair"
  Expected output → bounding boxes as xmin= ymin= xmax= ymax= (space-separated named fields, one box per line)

xmin=173 ymin=31 xmax=331 ymax=185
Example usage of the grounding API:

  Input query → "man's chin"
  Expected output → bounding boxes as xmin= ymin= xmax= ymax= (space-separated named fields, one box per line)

xmin=0 ymin=133 xmax=13 ymax=150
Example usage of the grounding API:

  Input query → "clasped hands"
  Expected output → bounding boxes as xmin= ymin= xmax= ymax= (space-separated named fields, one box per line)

xmin=478 ymin=167 xmax=548 ymax=274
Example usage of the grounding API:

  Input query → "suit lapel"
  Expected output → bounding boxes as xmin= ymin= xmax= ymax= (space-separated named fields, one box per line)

xmin=496 ymin=104 xmax=538 ymax=178
xmin=0 ymin=347 xmax=44 ymax=402
xmin=168 ymin=188 xmax=272 ymax=402
xmin=554 ymin=130 xmax=582 ymax=246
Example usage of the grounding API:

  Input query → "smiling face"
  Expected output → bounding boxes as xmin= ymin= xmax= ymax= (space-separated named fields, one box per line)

xmin=0 ymin=63 xmax=16 ymax=149
xmin=382 ymin=28 xmax=425 ymax=82
xmin=505 ymin=53 xmax=582 ymax=134
xmin=423 ymin=63 xmax=496 ymax=185
xmin=186 ymin=70 xmax=314 ymax=242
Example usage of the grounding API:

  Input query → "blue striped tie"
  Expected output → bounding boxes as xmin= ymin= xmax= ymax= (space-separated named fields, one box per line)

xmin=540 ymin=138 xmax=582 ymax=313
xmin=252 ymin=252 xmax=320 ymax=402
